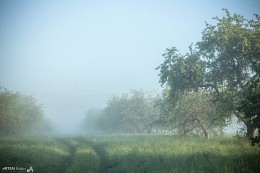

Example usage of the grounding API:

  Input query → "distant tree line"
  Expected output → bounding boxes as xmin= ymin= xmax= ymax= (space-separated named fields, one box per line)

xmin=82 ymin=90 xmax=160 ymax=134
xmin=82 ymin=89 xmax=227 ymax=137
xmin=0 ymin=87 xmax=52 ymax=135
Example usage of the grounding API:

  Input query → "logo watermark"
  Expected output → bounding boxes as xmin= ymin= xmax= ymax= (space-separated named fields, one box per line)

xmin=1 ymin=166 xmax=33 ymax=172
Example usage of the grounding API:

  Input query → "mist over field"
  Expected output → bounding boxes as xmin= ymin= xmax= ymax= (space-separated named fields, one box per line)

xmin=1 ymin=0 xmax=259 ymax=134
xmin=1 ymin=1 xmax=260 ymax=173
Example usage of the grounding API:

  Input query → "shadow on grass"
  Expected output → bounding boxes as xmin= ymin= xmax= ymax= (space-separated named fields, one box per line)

xmin=0 ymin=142 xmax=69 ymax=173
xmin=102 ymin=150 xmax=260 ymax=173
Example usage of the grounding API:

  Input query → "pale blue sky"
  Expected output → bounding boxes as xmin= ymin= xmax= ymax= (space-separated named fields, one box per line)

xmin=1 ymin=0 xmax=259 ymax=132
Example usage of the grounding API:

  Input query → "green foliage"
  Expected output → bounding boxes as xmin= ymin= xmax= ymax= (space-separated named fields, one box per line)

xmin=0 ymin=88 xmax=52 ymax=135
xmin=157 ymin=9 xmax=260 ymax=138
xmin=155 ymin=89 xmax=228 ymax=138
xmin=238 ymin=79 xmax=260 ymax=128
xmin=93 ymin=90 xmax=160 ymax=133
xmin=81 ymin=108 xmax=103 ymax=133
xmin=156 ymin=47 xmax=206 ymax=106
xmin=0 ymin=88 xmax=19 ymax=135
xmin=170 ymin=92 xmax=226 ymax=138
xmin=198 ymin=9 xmax=260 ymax=138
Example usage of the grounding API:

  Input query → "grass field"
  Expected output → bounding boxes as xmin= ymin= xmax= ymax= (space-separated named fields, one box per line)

xmin=0 ymin=134 xmax=259 ymax=173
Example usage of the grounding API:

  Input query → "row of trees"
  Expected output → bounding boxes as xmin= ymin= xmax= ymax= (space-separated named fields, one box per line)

xmin=82 ymin=89 xmax=228 ymax=137
xmin=82 ymin=90 xmax=160 ymax=133
xmin=0 ymin=88 xmax=52 ymax=135
xmin=82 ymin=10 xmax=259 ymax=142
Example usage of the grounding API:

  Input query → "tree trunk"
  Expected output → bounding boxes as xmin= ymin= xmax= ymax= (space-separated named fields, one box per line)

xmin=201 ymin=125 xmax=209 ymax=139
xmin=245 ymin=123 xmax=256 ymax=138
xmin=195 ymin=118 xmax=209 ymax=139
xmin=233 ymin=111 xmax=256 ymax=138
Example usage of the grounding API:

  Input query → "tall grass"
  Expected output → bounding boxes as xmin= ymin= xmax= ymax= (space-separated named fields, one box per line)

xmin=86 ymin=134 xmax=260 ymax=173
xmin=0 ymin=136 xmax=70 ymax=172
xmin=0 ymin=135 xmax=259 ymax=173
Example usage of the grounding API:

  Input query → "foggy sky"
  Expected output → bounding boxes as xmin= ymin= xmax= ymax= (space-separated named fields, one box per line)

xmin=0 ymin=0 xmax=259 ymax=133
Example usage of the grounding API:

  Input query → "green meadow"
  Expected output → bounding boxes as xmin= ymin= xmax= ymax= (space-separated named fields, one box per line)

xmin=0 ymin=135 xmax=259 ymax=173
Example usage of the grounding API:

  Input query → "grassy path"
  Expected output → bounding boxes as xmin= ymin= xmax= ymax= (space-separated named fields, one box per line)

xmin=57 ymin=137 xmax=100 ymax=173
xmin=86 ymin=142 xmax=107 ymax=173
xmin=55 ymin=137 xmax=77 ymax=173
xmin=85 ymin=139 xmax=118 ymax=173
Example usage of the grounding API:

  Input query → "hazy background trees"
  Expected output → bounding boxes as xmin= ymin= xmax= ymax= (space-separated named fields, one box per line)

xmin=81 ymin=89 xmax=228 ymax=138
xmin=80 ymin=108 xmax=103 ymax=134
xmin=0 ymin=88 xmax=52 ymax=135
xmin=82 ymin=90 xmax=160 ymax=134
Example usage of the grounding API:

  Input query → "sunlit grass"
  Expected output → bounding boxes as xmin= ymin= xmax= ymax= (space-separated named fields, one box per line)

xmin=0 ymin=136 xmax=70 ymax=172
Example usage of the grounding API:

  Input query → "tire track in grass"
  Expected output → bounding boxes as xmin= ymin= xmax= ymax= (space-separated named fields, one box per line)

xmin=64 ymin=144 xmax=76 ymax=173
xmin=92 ymin=144 xmax=108 ymax=173
xmin=57 ymin=136 xmax=114 ymax=173
xmin=85 ymin=140 xmax=117 ymax=173
xmin=56 ymin=137 xmax=78 ymax=173
xmin=58 ymin=137 xmax=101 ymax=173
